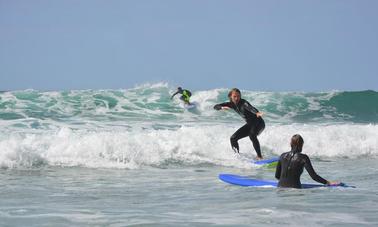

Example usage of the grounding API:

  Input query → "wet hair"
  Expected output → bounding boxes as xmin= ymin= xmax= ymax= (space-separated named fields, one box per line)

xmin=177 ymin=87 xmax=183 ymax=91
xmin=228 ymin=88 xmax=241 ymax=100
xmin=290 ymin=134 xmax=304 ymax=153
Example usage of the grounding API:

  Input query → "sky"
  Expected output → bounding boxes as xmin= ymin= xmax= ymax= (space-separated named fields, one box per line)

xmin=0 ymin=0 xmax=377 ymax=91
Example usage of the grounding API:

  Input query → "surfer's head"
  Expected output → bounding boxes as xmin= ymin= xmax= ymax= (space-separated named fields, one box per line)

xmin=228 ymin=88 xmax=241 ymax=104
xmin=290 ymin=134 xmax=304 ymax=153
xmin=177 ymin=87 xmax=183 ymax=92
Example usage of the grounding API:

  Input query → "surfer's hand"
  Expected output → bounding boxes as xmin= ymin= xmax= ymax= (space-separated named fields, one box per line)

xmin=327 ymin=181 xmax=340 ymax=186
xmin=256 ymin=112 xmax=264 ymax=118
xmin=221 ymin=106 xmax=230 ymax=110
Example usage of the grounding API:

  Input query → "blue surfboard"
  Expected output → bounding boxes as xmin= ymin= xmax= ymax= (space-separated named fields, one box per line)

xmin=219 ymin=174 xmax=353 ymax=189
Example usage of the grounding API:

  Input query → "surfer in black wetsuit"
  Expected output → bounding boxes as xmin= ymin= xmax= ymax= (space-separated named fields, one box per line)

xmin=171 ymin=87 xmax=192 ymax=104
xmin=275 ymin=134 xmax=339 ymax=188
xmin=213 ymin=88 xmax=265 ymax=159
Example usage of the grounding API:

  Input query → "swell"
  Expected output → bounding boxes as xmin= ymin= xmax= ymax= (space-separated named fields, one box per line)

xmin=0 ymin=84 xmax=377 ymax=125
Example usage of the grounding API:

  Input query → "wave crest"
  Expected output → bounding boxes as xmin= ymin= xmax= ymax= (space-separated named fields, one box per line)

xmin=1 ymin=124 xmax=377 ymax=169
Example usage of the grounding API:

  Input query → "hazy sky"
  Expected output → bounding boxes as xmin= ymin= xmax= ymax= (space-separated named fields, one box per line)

xmin=1 ymin=0 xmax=377 ymax=91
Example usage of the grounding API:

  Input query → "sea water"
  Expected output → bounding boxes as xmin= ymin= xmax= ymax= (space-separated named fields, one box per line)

xmin=0 ymin=83 xmax=377 ymax=226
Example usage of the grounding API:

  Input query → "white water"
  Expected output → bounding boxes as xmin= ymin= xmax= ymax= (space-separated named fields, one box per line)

xmin=1 ymin=124 xmax=377 ymax=169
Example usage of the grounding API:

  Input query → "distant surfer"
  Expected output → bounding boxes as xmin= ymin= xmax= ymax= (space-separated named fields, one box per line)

xmin=275 ymin=134 xmax=339 ymax=188
xmin=214 ymin=88 xmax=265 ymax=159
xmin=171 ymin=87 xmax=192 ymax=105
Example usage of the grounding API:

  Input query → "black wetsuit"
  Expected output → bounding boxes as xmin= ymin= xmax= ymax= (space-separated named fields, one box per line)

xmin=214 ymin=99 xmax=265 ymax=158
xmin=275 ymin=151 xmax=328 ymax=188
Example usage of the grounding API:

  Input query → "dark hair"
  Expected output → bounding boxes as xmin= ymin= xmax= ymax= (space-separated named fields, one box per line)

xmin=290 ymin=134 xmax=304 ymax=153
xmin=228 ymin=88 xmax=241 ymax=99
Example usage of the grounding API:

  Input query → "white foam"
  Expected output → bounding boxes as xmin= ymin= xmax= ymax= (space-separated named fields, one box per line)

xmin=261 ymin=124 xmax=378 ymax=157
xmin=0 ymin=124 xmax=377 ymax=169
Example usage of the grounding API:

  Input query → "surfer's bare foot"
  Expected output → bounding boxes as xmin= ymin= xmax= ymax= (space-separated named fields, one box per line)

xmin=256 ymin=156 xmax=263 ymax=160
xmin=232 ymin=147 xmax=239 ymax=153
xmin=327 ymin=181 xmax=340 ymax=186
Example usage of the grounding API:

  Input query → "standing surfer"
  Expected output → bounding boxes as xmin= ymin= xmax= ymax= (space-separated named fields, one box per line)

xmin=214 ymin=88 xmax=265 ymax=160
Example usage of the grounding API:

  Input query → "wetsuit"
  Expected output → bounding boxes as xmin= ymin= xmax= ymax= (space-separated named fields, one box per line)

xmin=171 ymin=89 xmax=192 ymax=103
xmin=214 ymin=99 xmax=265 ymax=158
xmin=275 ymin=151 xmax=328 ymax=188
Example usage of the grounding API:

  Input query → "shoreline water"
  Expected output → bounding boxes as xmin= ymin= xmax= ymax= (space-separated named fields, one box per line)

xmin=1 ymin=157 xmax=377 ymax=226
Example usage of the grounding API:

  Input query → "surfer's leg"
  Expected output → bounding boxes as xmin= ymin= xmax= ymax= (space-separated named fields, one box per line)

xmin=249 ymin=134 xmax=262 ymax=158
xmin=230 ymin=124 xmax=251 ymax=153
xmin=249 ymin=122 xmax=265 ymax=158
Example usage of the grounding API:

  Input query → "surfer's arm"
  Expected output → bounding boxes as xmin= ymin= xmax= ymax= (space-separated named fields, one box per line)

xmin=244 ymin=101 xmax=263 ymax=117
xmin=275 ymin=159 xmax=282 ymax=180
xmin=213 ymin=102 xmax=232 ymax=110
xmin=303 ymin=155 xmax=328 ymax=185
xmin=171 ymin=91 xmax=179 ymax=99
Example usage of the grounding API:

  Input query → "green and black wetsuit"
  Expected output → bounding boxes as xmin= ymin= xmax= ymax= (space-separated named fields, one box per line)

xmin=275 ymin=151 xmax=328 ymax=188
xmin=214 ymin=99 xmax=265 ymax=158
xmin=171 ymin=89 xmax=192 ymax=104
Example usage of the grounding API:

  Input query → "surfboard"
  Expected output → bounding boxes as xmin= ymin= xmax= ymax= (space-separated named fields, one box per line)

xmin=253 ymin=157 xmax=279 ymax=165
xmin=184 ymin=103 xmax=196 ymax=110
xmin=219 ymin=174 xmax=352 ymax=188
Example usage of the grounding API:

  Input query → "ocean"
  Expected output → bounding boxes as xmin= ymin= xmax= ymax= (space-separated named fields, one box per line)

xmin=0 ymin=83 xmax=377 ymax=226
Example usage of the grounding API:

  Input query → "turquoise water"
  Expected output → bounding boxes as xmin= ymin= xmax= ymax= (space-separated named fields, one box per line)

xmin=0 ymin=83 xmax=377 ymax=226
